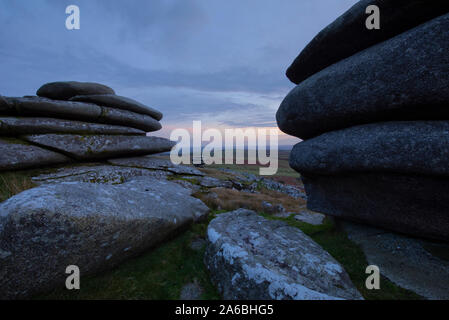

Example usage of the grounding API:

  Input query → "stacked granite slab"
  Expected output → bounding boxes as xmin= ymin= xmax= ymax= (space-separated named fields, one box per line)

xmin=276 ymin=1 xmax=449 ymax=241
xmin=0 ymin=81 xmax=175 ymax=171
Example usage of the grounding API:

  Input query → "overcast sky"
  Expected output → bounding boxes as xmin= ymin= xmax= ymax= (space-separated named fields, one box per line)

xmin=0 ymin=0 xmax=357 ymax=145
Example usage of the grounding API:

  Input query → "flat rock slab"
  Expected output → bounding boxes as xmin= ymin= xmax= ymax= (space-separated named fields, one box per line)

xmin=0 ymin=117 xmax=145 ymax=135
xmin=109 ymin=156 xmax=204 ymax=176
xmin=36 ymin=81 xmax=115 ymax=100
xmin=342 ymin=221 xmax=449 ymax=300
xmin=31 ymin=165 xmax=172 ymax=185
xmin=70 ymin=94 xmax=163 ymax=121
xmin=290 ymin=121 xmax=449 ymax=177
xmin=294 ymin=210 xmax=325 ymax=226
xmin=197 ymin=176 xmax=232 ymax=188
xmin=286 ymin=0 xmax=449 ymax=84
xmin=3 ymin=97 xmax=161 ymax=132
xmin=302 ymin=172 xmax=449 ymax=241
xmin=204 ymin=209 xmax=362 ymax=300
xmin=0 ymin=177 xmax=209 ymax=299
xmin=173 ymin=179 xmax=202 ymax=193
xmin=0 ymin=138 xmax=70 ymax=171
xmin=277 ymin=13 xmax=449 ymax=139
xmin=23 ymin=134 xmax=176 ymax=160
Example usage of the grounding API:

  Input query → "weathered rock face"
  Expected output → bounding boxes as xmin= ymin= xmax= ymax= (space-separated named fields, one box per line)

xmin=0 ymin=138 xmax=70 ymax=170
xmin=3 ymin=96 xmax=101 ymax=119
xmin=36 ymin=81 xmax=115 ymax=100
xmin=70 ymin=94 xmax=163 ymax=121
xmin=0 ymin=117 xmax=145 ymax=135
xmin=108 ymin=156 xmax=205 ymax=176
xmin=204 ymin=209 xmax=362 ymax=300
xmin=286 ymin=0 xmax=449 ymax=84
xmin=31 ymin=165 xmax=172 ymax=185
xmin=1 ymin=81 xmax=172 ymax=171
xmin=23 ymin=134 xmax=176 ymax=160
xmin=293 ymin=210 xmax=325 ymax=226
xmin=4 ymin=97 xmax=161 ymax=132
xmin=302 ymin=172 xmax=449 ymax=241
xmin=277 ymin=13 xmax=449 ymax=139
xmin=0 ymin=177 xmax=210 ymax=299
xmin=290 ymin=121 xmax=449 ymax=177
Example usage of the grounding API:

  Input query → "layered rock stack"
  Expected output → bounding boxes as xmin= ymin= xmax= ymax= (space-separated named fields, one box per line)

xmin=276 ymin=2 xmax=449 ymax=241
xmin=0 ymin=81 xmax=175 ymax=171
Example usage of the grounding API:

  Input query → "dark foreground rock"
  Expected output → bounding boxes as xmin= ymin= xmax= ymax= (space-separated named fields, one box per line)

xmin=289 ymin=121 xmax=449 ymax=177
xmin=286 ymin=0 xmax=449 ymax=84
xmin=302 ymin=172 xmax=449 ymax=241
xmin=0 ymin=95 xmax=8 ymax=111
xmin=70 ymin=94 xmax=163 ymax=121
xmin=0 ymin=177 xmax=209 ymax=299
xmin=36 ymin=81 xmax=115 ymax=100
xmin=0 ymin=117 xmax=145 ymax=135
xmin=277 ymin=13 xmax=449 ymax=139
xmin=23 ymin=134 xmax=175 ymax=160
xmin=204 ymin=209 xmax=362 ymax=300
xmin=342 ymin=221 xmax=449 ymax=300
xmin=0 ymin=138 xmax=70 ymax=171
xmin=3 ymin=97 xmax=161 ymax=132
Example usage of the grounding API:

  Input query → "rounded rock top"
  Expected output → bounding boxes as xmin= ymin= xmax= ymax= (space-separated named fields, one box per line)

xmin=36 ymin=81 xmax=115 ymax=100
xmin=70 ymin=94 xmax=163 ymax=121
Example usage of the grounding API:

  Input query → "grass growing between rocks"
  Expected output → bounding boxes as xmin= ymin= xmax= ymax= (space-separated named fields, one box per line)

xmin=0 ymin=171 xmax=36 ymax=202
xmin=36 ymin=214 xmax=222 ymax=300
xmin=260 ymin=213 xmax=422 ymax=300
xmin=194 ymin=187 xmax=305 ymax=213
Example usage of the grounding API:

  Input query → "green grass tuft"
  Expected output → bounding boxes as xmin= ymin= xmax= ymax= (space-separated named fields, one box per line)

xmin=0 ymin=171 xmax=37 ymax=202
xmin=260 ymin=212 xmax=422 ymax=300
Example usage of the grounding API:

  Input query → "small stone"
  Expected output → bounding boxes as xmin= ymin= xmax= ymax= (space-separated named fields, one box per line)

xmin=294 ymin=210 xmax=325 ymax=226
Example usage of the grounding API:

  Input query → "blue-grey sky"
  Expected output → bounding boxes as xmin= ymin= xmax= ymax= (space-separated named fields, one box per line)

xmin=0 ymin=0 xmax=357 ymax=145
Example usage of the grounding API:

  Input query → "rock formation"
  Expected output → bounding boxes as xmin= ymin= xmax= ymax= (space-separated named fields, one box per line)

xmin=286 ymin=0 xmax=449 ymax=85
xmin=0 ymin=81 xmax=174 ymax=170
xmin=277 ymin=4 xmax=449 ymax=240
xmin=204 ymin=209 xmax=362 ymax=300
xmin=0 ymin=177 xmax=209 ymax=299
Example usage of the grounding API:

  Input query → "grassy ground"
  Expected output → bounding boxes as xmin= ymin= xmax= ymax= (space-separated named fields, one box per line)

xmin=193 ymin=186 xmax=306 ymax=213
xmin=2 ymin=164 xmax=421 ymax=300
xmin=158 ymin=150 xmax=298 ymax=178
xmin=260 ymin=213 xmax=422 ymax=300
xmin=0 ymin=171 xmax=37 ymax=202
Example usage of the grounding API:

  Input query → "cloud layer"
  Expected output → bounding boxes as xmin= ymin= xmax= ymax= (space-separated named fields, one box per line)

xmin=0 ymin=0 xmax=358 ymax=145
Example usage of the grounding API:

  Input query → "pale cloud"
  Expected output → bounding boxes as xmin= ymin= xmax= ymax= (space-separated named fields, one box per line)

xmin=0 ymin=0 xmax=357 ymax=146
